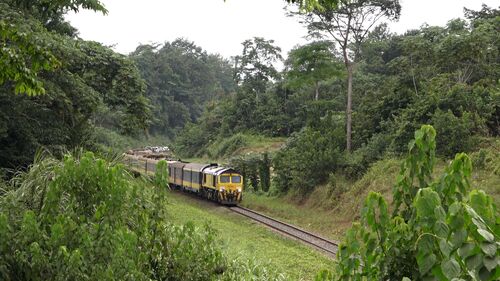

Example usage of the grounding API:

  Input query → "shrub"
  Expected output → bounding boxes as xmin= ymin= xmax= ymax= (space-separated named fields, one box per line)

xmin=317 ymin=125 xmax=499 ymax=281
xmin=273 ymin=122 xmax=343 ymax=193
xmin=431 ymin=109 xmax=476 ymax=157
xmin=154 ymin=159 xmax=169 ymax=189
xmin=338 ymin=132 xmax=392 ymax=179
xmin=472 ymin=149 xmax=488 ymax=169
xmin=230 ymin=153 xmax=262 ymax=191
xmin=259 ymin=152 xmax=271 ymax=192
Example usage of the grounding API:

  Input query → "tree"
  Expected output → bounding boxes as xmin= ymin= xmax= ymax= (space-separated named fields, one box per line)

xmin=285 ymin=41 xmax=342 ymax=100
xmin=234 ymin=37 xmax=283 ymax=100
xmin=292 ymin=0 xmax=401 ymax=152
xmin=0 ymin=0 xmax=107 ymax=95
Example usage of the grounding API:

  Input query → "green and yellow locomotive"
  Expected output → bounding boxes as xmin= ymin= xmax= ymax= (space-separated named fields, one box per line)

xmin=167 ymin=161 xmax=243 ymax=205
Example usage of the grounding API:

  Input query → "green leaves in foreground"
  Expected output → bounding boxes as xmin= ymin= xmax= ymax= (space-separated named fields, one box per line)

xmin=0 ymin=152 xmax=225 ymax=280
xmin=0 ymin=152 xmax=287 ymax=280
xmin=154 ymin=159 xmax=169 ymax=189
xmin=318 ymin=125 xmax=499 ymax=281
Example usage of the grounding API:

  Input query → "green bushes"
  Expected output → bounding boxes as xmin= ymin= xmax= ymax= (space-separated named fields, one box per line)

xmin=0 ymin=152 xmax=153 ymax=280
xmin=273 ymin=124 xmax=343 ymax=194
xmin=0 ymin=151 xmax=282 ymax=280
xmin=431 ymin=109 xmax=477 ymax=157
xmin=318 ymin=125 xmax=499 ymax=281
xmin=154 ymin=160 xmax=169 ymax=189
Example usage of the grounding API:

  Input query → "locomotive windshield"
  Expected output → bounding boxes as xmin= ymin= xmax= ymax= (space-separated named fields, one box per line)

xmin=220 ymin=175 xmax=230 ymax=183
xmin=231 ymin=176 xmax=241 ymax=183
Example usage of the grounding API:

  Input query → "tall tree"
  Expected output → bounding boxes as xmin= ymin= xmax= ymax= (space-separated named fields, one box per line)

xmin=234 ymin=37 xmax=283 ymax=101
xmin=292 ymin=0 xmax=401 ymax=152
xmin=285 ymin=41 xmax=342 ymax=100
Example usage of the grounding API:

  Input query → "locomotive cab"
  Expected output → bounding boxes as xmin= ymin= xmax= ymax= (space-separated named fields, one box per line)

xmin=202 ymin=166 xmax=243 ymax=205
xmin=218 ymin=172 xmax=243 ymax=204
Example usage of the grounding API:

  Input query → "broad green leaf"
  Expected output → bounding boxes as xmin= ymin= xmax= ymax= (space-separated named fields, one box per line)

xmin=477 ymin=229 xmax=494 ymax=243
xmin=434 ymin=206 xmax=446 ymax=221
xmin=449 ymin=214 xmax=465 ymax=230
xmin=458 ymin=242 xmax=477 ymax=259
xmin=466 ymin=253 xmax=483 ymax=270
xmin=449 ymin=202 xmax=461 ymax=216
xmin=478 ymin=266 xmax=493 ymax=281
xmin=452 ymin=229 xmax=468 ymax=247
xmin=483 ymin=256 xmax=499 ymax=271
xmin=439 ymin=238 xmax=453 ymax=257
xmin=418 ymin=235 xmax=435 ymax=254
xmin=434 ymin=221 xmax=450 ymax=238
xmin=415 ymin=188 xmax=441 ymax=219
xmin=480 ymin=242 xmax=497 ymax=257
xmin=417 ymin=252 xmax=436 ymax=275
xmin=442 ymin=259 xmax=461 ymax=279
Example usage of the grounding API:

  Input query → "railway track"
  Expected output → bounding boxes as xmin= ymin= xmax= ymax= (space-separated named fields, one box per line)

xmin=229 ymin=206 xmax=339 ymax=257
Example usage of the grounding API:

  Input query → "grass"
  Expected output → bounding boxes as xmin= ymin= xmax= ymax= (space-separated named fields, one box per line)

xmin=184 ymin=134 xmax=286 ymax=164
xmin=232 ymin=134 xmax=286 ymax=155
xmin=164 ymin=191 xmax=335 ymax=281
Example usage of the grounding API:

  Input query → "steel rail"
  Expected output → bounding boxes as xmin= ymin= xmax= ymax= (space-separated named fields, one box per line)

xmin=229 ymin=206 xmax=339 ymax=257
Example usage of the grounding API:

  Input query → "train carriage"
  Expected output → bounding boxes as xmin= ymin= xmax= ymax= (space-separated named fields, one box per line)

xmin=182 ymin=163 xmax=216 ymax=192
xmin=167 ymin=161 xmax=186 ymax=188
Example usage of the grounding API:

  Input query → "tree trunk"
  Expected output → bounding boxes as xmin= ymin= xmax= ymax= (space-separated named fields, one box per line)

xmin=314 ymin=81 xmax=320 ymax=101
xmin=346 ymin=63 xmax=353 ymax=153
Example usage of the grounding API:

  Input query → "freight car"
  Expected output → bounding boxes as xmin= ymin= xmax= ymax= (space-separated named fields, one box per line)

xmin=167 ymin=161 xmax=243 ymax=205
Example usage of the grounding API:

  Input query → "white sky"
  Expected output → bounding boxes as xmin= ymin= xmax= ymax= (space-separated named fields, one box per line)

xmin=66 ymin=0 xmax=498 ymax=59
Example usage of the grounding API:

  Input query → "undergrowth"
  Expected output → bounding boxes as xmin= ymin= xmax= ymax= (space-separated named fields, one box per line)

xmin=0 ymin=151 xmax=285 ymax=280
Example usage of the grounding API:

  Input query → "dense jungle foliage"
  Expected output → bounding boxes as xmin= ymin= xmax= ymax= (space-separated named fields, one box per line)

xmin=129 ymin=40 xmax=236 ymax=137
xmin=174 ymin=4 xmax=499 ymax=195
xmin=0 ymin=1 xmax=285 ymax=279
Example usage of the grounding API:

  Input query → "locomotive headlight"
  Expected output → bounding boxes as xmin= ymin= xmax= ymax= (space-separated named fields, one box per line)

xmin=237 ymin=188 xmax=241 ymax=193
xmin=220 ymin=186 xmax=225 ymax=191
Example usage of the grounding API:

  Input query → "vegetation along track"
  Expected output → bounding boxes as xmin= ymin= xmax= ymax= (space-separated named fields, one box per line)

xmin=229 ymin=206 xmax=339 ymax=257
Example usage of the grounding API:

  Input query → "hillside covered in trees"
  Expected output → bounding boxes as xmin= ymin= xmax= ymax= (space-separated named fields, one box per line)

xmin=172 ymin=4 xmax=499 ymax=195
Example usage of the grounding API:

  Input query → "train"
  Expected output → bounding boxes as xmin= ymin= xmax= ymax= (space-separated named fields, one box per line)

xmin=167 ymin=161 xmax=243 ymax=205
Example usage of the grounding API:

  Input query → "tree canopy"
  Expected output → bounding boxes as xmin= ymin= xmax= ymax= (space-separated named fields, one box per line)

xmin=0 ymin=0 xmax=151 ymax=169
xmin=285 ymin=41 xmax=343 ymax=100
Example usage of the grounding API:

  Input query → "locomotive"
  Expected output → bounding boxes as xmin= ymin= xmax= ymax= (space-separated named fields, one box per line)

xmin=167 ymin=161 xmax=243 ymax=205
